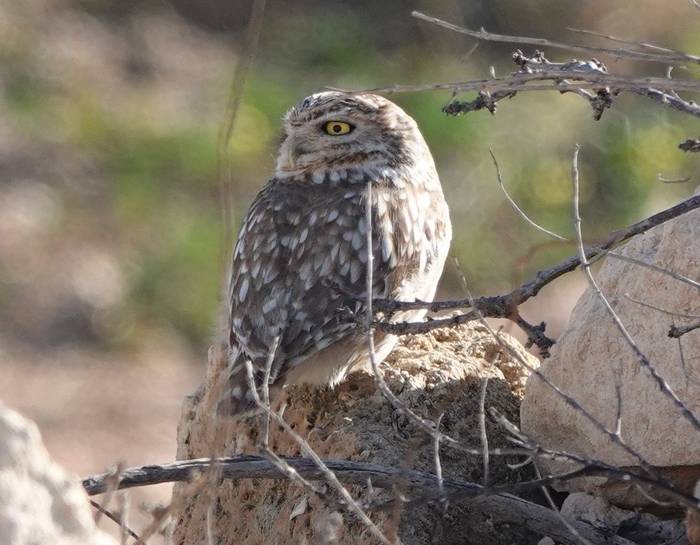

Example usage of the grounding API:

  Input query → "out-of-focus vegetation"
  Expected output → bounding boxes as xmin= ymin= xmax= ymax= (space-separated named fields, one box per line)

xmin=1 ymin=0 xmax=699 ymax=356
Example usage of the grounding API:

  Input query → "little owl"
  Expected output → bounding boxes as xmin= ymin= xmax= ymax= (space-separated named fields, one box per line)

xmin=222 ymin=91 xmax=452 ymax=415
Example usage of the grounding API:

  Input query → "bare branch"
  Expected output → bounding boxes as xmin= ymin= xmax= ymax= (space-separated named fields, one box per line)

xmin=433 ymin=413 xmax=447 ymax=511
xmin=479 ymin=378 xmax=490 ymax=487
xmin=411 ymin=11 xmax=700 ymax=65
xmin=565 ymin=26 xmax=688 ymax=56
xmin=88 ymin=500 xmax=140 ymax=542
xmin=373 ymin=194 xmax=700 ymax=352
xmin=353 ymin=72 xmax=700 ymax=101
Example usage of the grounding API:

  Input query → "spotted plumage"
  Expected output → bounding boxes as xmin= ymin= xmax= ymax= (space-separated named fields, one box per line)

xmin=221 ymin=91 xmax=452 ymax=415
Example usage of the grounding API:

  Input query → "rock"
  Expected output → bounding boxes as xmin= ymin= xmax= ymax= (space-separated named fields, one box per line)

xmin=556 ymin=493 xmax=686 ymax=545
xmin=521 ymin=191 xmax=700 ymax=505
xmin=0 ymin=401 xmax=116 ymax=545
xmin=560 ymin=493 xmax=632 ymax=530
xmin=171 ymin=322 xmax=540 ymax=545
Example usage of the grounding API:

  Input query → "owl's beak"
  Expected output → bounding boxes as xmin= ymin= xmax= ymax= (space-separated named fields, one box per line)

xmin=287 ymin=134 xmax=311 ymax=166
xmin=277 ymin=133 xmax=312 ymax=172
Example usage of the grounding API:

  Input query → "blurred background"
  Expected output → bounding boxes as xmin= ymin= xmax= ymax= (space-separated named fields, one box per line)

xmin=1 ymin=0 xmax=699 ymax=540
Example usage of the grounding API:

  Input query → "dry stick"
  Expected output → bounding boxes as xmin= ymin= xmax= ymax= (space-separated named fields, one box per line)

xmin=374 ymin=195 xmax=700 ymax=316
xmin=601 ymin=250 xmax=700 ymax=291
xmin=253 ymin=335 xmax=325 ymax=496
xmin=433 ymin=413 xmax=446 ymax=510
xmin=243 ymin=361 xmax=394 ymax=545
xmin=373 ymin=193 xmax=700 ymax=339
xmin=113 ymin=458 xmax=632 ymax=545
xmin=489 ymin=149 xmax=567 ymax=241
xmin=571 ymin=146 xmax=700 ymax=434
xmin=624 ymin=293 xmax=700 ymax=319
xmin=359 ymin=71 xmax=700 ymax=98
xmin=89 ymin=500 xmax=140 ymax=542
xmin=134 ymin=476 xmax=212 ymax=545
xmin=566 ymin=26 xmax=687 ymax=56
xmin=411 ymin=10 xmax=700 ymax=65
xmin=363 ymin=183 xmax=457 ymax=450
xmin=92 ymin=462 xmax=124 ymax=524
xmin=117 ymin=491 xmax=129 ymax=545
xmin=478 ymin=378 xmax=490 ymax=487
xmin=81 ymin=455 xmax=700 ymax=514
xmin=217 ymin=0 xmax=266 ymax=256
xmin=261 ymin=335 xmax=281 ymax=447
xmin=533 ymin=464 xmax=594 ymax=545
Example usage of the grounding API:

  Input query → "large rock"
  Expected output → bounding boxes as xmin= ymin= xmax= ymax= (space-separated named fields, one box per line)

xmin=0 ymin=402 xmax=116 ymax=545
xmin=171 ymin=323 xmax=540 ymax=545
xmin=521 ymin=192 xmax=700 ymax=505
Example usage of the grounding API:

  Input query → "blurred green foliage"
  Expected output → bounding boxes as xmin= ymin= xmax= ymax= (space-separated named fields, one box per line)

xmin=1 ymin=0 xmax=698 ymax=352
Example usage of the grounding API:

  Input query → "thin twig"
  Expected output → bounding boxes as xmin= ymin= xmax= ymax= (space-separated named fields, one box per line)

xmin=364 ymin=183 xmax=460 ymax=449
xmin=565 ymin=26 xmax=685 ymax=56
xmin=89 ymin=500 xmax=140 ymax=541
xmin=601 ymin=251 xmax=700 ymax=291
xmin=411 ymin=11 xmax=700 ymax=65
xmin=490 ymin=149 xmax=567 ymax=241
xmin=479 ymin=378 xmax=490 ymax=487
xmin=624 ymin=293 xmax=700 ymax=319
xmin=92 ymin=462 xmax=124 ymax=524
xmin=117 ymin=491 xmax=129 ymax=545
xmin=217 ymin=0 xmax=266 ymax=271
xmin=533 ymin=464 xmax=594 ymax=545
xmin=433 ymin=413 xmax=447 ymax=511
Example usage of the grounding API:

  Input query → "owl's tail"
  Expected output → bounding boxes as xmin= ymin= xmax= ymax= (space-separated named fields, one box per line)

xmin=216 ymin=349 xmax=264 ymax=417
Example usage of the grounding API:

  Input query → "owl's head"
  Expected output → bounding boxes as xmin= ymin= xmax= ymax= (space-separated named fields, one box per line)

xmin=275 ymin=91 xmax=428 ymax=176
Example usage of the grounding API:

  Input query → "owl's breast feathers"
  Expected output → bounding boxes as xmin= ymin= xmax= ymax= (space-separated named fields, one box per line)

xmin=227 ymin=167 xmax=451 ymax=384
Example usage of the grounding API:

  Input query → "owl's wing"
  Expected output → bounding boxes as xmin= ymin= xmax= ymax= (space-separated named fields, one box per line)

xmin=227 ymin=177 xmax=401 ymax=386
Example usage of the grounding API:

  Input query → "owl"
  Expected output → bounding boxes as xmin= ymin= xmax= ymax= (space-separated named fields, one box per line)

xmin=221 ymin=91 xmax=452 ymax=415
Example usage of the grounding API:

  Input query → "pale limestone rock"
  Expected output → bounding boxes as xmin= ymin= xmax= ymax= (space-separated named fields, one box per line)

xmin=0 ymin=401 xmax=116 ymax=545
xmin=521 ymin=190 xmax=700 ymax=493
xmin=171 ymin=322 xmax=540 ymax=545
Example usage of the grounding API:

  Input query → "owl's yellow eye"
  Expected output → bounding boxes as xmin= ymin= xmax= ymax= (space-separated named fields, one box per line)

xmin=323 ymin=121 xmax=353 ymax=135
